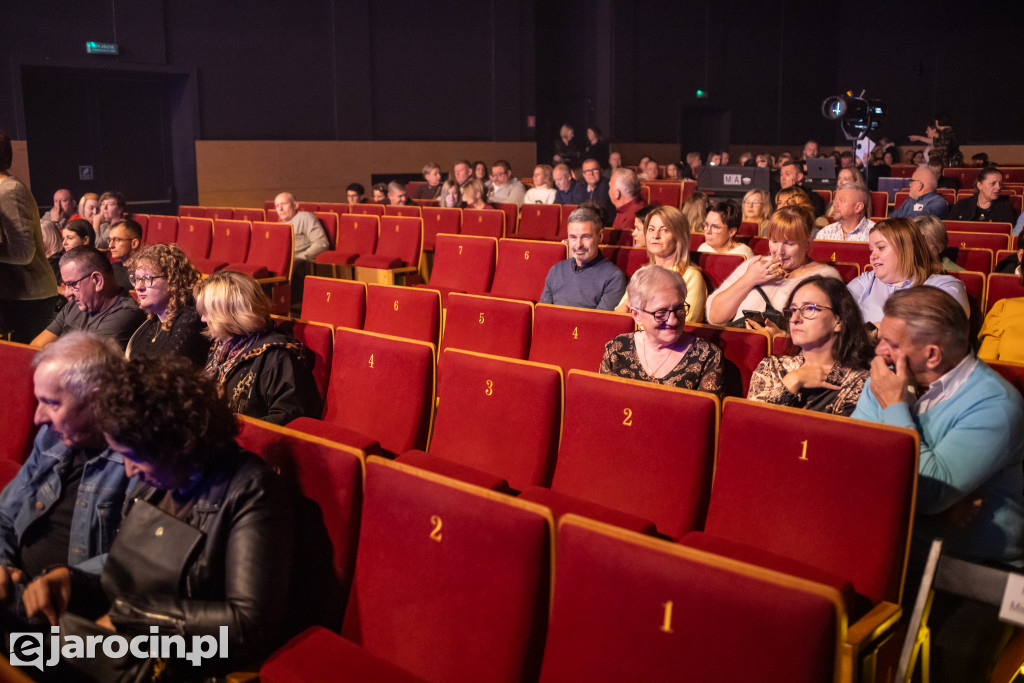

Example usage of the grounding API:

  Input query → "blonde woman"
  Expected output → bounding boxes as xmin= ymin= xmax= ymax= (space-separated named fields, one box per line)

xmin=741 ymin=189 xmax=771 ymax=234
xmin=616 ymin=205 xmax=706 ymax=322
xmin=196 ymin=270 xmax=321 ymax=424
xmin=524 ymin=164 xmax=556 ymax=204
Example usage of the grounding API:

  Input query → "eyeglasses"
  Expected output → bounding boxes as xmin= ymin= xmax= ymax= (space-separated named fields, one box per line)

xmin=107 ymin=236 xmax=133 ymax=244
xmin=742 ymin=199 xmax=763 ymax=206
xmin=582 ymin=167 xmax=600 ymax=174
xmin=128 ymin=274 xmax=166 ymax=288
xmin=641 ymin=303 xmax=690 ymax=322
xmin=782 ymin=303 xmax=833 ymax=319
xmin=63 ymin=272 xmax=96 ymax=291
xmin=703 ymin=222 xmax=728 ymax=233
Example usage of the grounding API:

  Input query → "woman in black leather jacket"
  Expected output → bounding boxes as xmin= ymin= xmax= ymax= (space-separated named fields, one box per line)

xmin=23 ymin=355 xmax=294 ymax=680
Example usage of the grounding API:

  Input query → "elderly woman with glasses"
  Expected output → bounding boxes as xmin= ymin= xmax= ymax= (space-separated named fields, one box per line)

xmin=124 ymin=243 xmax=210 ymax=366
xmin=747 ymin=275 xmax=872 ymax=416
xmin=601 ymin=265 xmax=723 ymax=396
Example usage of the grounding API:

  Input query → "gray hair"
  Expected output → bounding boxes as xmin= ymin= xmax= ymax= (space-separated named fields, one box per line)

xmin=626 ymin=264 xmax=688 ymax=311
xmin=59 ymin=245 xmax=113 ymax=274
xmin=883 ymin=287 xmax=968 ymax=357
xmin=566 ymin=206 xmax=602 ymax=233
xmin=835 ymin=183 xmax=871 ymax=217
xmin=611 ymin=168 xmax=641 ymax=199
xmin=32 ymin=331 xmax=123 ymax=404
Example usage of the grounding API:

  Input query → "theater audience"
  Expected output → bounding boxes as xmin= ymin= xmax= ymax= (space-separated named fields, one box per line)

xmin=697 ymin=198 xmax=754 ymax=258
xmin=581 ymin=158 xmax=612 ymax=220
xmin=741 ymin=189 xmax=771 ymax=234
xmin=106 ymin=218 xmax=143 ymax=291
xmin=371 ymin=183 xmax=387 ymax=204
xmin=488 ymin=160 xmax=526 ymax=206
xmin=346 ymin=183 xmax=366 ymax=204
xmin=94 ymin=190 xmax=127 ymax=249
xmin=979 ymin=248 xmax=1024 ymax=363
xmin=601 ymin=265 xmax=723 ymax=395
xmin=890 ymin=167 xmax=948 ymax=219
xmin=412 ymin=162 xmax=443 ymax=200
xmin=836 ymin=166 xmax=864 ymax=188
xmin=451 ymin=160 xmax=472 ymax=186
xmin=747 ymin=276 xmax=872 ymax=416
xmin=524 ymin=164 xmax=556 ymax=204
xmin=196 ymin=270 xmax=322 ymax=425
xmin=609 ymin=168 xmax=645 ymax=230
xmin=664 ymin=162 xmax=681 ymax=179
xmin=32 ymin=246 xmax=145 ymax=350
xmin=472 ymin=161 xmax=490 ymax=188
xmin=541 ymin=207 xmax=626 ymax=310
xmin=615 ymin=206 xmax=706 ymax=321
xmin=815 ymin=184 xmax=874 ymax=241
xmin=23 ymin=354 xmax=294 ymax=679
xmin=706 ymin=206 xmax=841 ymax=328
xmin=386 ymin=181 xmax=416 ymax=207
xmin=681 ymin=190 xmax=709 ymax=234
xmin=437 ymin=178 xmax=463 ymax=208
xmin=40 ymin=188 xmax=76 ymax=237
xmin=461 ymin=179 xmax=493 ymax=210
xmin=776 ymin=160 xmax=825 ymax=217
xmin=948 ymin=167 xmax=1018 ymax=224
xmin=62 ymin=218 xmax=96 ymax=251
xmin=641 ymin=159 xmax=660 ymax=180
xmin=916 ymin=215 xmax=963 ymax=273
xmin=553 ymin=163 xmax=586 ymax=205
xmin=73 ymin=192 xmax=100 ymax=222
xmin=630 ymin=204 xmax=657 ymax=248
xmin=125 ymin=244 xmax=209 ymax=367
xmin=0 ymin=333 xmax=131 ymax=630
xmin=847 ymin=218 xmax=968 ymax=325
xmin=0 ymin=130 xmax=60 ymax=343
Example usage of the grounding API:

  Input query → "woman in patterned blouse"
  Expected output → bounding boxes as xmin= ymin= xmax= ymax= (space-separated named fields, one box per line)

xmin=747 ymin=275 xmax=873 ymax=416
xmin=600 ymin=265 xmax=724 ymax=397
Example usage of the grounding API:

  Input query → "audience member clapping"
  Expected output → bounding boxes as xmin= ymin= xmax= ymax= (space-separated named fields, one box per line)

xmin=847 ymin=218 xmax=968 ymax=325
xmin=601 ymin=265 xmax=723 ymax=395
xmin=747 ymin=275 xmax=872 ymax=416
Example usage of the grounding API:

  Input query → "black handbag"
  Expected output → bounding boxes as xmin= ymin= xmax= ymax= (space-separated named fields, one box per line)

xmin=728 ymin=286 xmax=786 ymax=328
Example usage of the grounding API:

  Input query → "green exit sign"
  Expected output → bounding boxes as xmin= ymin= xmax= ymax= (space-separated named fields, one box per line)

xmin=86 ymin=41 xmax=119 ymax=55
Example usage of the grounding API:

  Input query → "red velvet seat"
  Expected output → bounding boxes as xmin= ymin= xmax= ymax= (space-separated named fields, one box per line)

xmin=680 ymin=398 xmax=918 ymax=672
xmin=288 ymin=328 xmax=435 ymax=456
xmin=225 ymin=221 xmax=293 ymax=282
xmin=232 ymin=207 xmax=265 ymax=222
xmin=813 ymin=189 xmax=832 ymax=205
xmin=0 ymin=341 xmax=38 ymax=465
xmin=833 ymin=261 xmax=860 ymax=283
xmin=397 ymin=350 xmax=562 ymax=492
xmin=350 ymin=203 xmax=385 ymax=217
xmin=598 ymin=245 xmax=648 ymax=277
xmin=440 ymin=293 xmax=532 ymax=359
xmin=987 ymin=273 xmax=1024 ymax=312
xmin=417 ymin=234 xmax=496 ymax=299
xmin=420 ymin=206 xmax=461 ymax=252
xmin=330 ymin=458 xmax=552 ymax=682
xmin=556 ymin=203 xmax=577 ymax=241
xmin=948 ymin=270 xmax=986 ymax=346
xmin=808 ymin=240 xmax=871 ymax=269
xmin=488 ymin=238 xmax=567 ymax=302
xmin=300 ymin=277 xmax=366 ymax=330
xmin=316 ymin=213 xmax=379 ymax=270
xmin=737 ymin=220 xmax=760 ymax=237
xmin=461 ymin=208 xmax=505 ymax=239
xmin=175 ymin=216 xmax=213 ymax=262
xmin=363 ymin=283 xmax=441 ymax=348
xmin=353 ymin=216 xmax=422 ymax=271
xmin=193 ymin=219 xmax=251 ymax=275
xmin=145 ymin=215 xmax=178 ymax=244
xmin=517 ymin=203 xmax=560 ymax=241
xmin=539 ymin=516 xmax=845 ymax=683
xmin=314 ymin=211 xmax=339 ymax=249
xmin=298 ymin=201 xmax=320 ymax=213
xmin=263 ymin=200 xmax=276 ymax=216
xmin=943 ymin=220 xmax=1013 ymax=236
xmin=317 ymin=202 xmax=350 ymax=217
xmin=520 ymin=371 xmax=717 ymax=539
xmin=178 ymin=205 xmax=204 ymax=218
xmin=947 ymin=231 xmax=1010 ymax=252
xmin=262 ymin=628 xmax=424 ymax=683
xmin=697 ymin=252 xmax=744 ymax=291
xmin=646 ymin=181 xmax=683 ymax=208
xmin=869 ymin=191 xmax=888 ymax=218
xmin=599 ymin=227 xmax=633 ymax=246
xmin=204 ymin=206 xmax=234 ymax=220
xmin=528 ymin=303 xmax=634 ymax=375
xmin=235 ymin=417 xmax=363 ymax=631
xmin=684 ymin=323 xmax=769 ymax=397
xmin=952 ymin=247 xmax=993 ymax=274
xmin=383 ymin=205 xmax=420 ymax=218
xmin=131 ymin=214 xmax=149 ymax=243
xmin=271 ymin=315 xmax=333 ymax=406
xmin=492 ymin=202 xmax=519 ymax=234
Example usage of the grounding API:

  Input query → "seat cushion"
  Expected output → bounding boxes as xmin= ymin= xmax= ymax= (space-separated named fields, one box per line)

xmin=680 ymin=531 xmax=866 ymax=619
xmin=287 ymin=417 xmax=383 ymax=457
xmin=261 ymin=627 xmax=425 ymax=683
xmin=354 ymin=254 xmax=405 ymax=269
xmin=396 ymin=451 xmax=511 ymax=492
xmin=520 ymin=486 xmax=657 ymax=536
xmin=225 ymin=262 xmax=271 ymax=278
xmin=191 ymin=259 xmax=228 ymax=275
xmin=316 ymin=251 xmax=360 ymax=266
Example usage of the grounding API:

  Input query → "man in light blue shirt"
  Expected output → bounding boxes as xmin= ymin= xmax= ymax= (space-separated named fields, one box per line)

xmin=889 ymin=167 xmax=949 ymax=219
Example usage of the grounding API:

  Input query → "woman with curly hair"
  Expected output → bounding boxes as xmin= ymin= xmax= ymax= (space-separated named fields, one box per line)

xmin=124 ymin=243 xmax=209 ymax=366
xmin=22 ymin=355 xmax=295 ymax=680
xmin=196 ymin=269 xmax=322 ymax=424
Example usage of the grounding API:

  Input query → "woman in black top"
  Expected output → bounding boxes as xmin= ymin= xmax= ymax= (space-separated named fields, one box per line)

xmin=125 ymin=243 xmax=210 ymax=366
xmin=948 ymin=167 xmax=1019 ymax=224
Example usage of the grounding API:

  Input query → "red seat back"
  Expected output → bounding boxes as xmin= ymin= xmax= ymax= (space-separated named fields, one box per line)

xmin=492 ymin=202 xmax=519 ymax=234
xmin=425 ymin=234 xmax=496 ymax=295
xmin=272 ymin=316 xmax=334 ymax=404
xmin=178 ymin=205 xmax=204 ymax=217
xmin=517 ymin=204 xmax=561 ymax=241
xmin=943 ymin=220 xmax=1012 ymax=236
xmin=598 ymin=245 xmax=648 ymax=277
xmin=132 ymin=214 xmax=149 ymax=243
xmin=489 ymin=239 xmax=568 ymax=302
xmin=529 ymin=303 xmax=635 ymax=375
xmin=232 ymin=208 xmax=265 ymax=222
xmin=462 ymin=209 xmax=505 ymax=239
xmin=869 ymin=191 xmax=887 ymax=218
xmin=646 ymin=181 xmax=683 ymax=209
xmin=207 ymin=219 xmax=252 ymax=267
xmin=0 ymin=341 xmax=38 ymax=464
xmin=685 ymin=323 xmax=768 ymax=397
xmin=301 ymin=277 xmax=367 ymax=329
xmin=146 ymin=215 xmax=178 ymax=244
xmin=809 ymin=240 xmax=871 ymax=269
xmin=384 ymin=205 xmax=421 ymax=218
xmin=556 ymin=204 xmax=578 ymax=242
xmin=440 ymin=293 xmax=532 ymax=359
xmin=318 ymin=202 xmax=350 ymax=216
xmin=953 ymin=247 xmax=993 ymax=273
xmin=350 ymin=203 xmax=385 ymax=217
xmin=989 ymin=360 xmax=1024 ymax=398
xmin=175 ymin=216 xmax=213 ymax=262
xmin=246 ymin=222 xmax=294 ymax=278
xmin=205 ymin=207 xmax=234 ymax=220
xmin=420 ymin=206 xmax=461 ymax=251
xmin=947 ymin=231 xmax=1010 ymax=252
xmin=987 ymin=273 xmax=1024 ymax=312
xmin=372 ymin=216 xmax=422 ymax=268
xmin=334 ymin=214 xmax=379 ymax=260
xmin=314 ymin=211 xmax=339 ymax=249
xmin=697 ymin=253 xmax=745 ymax=291
xmin=363 ymin=283 xmax=441 ymax=348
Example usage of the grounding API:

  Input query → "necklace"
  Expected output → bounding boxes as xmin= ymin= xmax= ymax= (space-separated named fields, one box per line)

xmin=640 ymin=334 xmax=678 ymax=378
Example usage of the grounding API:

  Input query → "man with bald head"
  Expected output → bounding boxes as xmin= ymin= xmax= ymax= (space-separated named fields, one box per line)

xmin=41 ymin=189 xmax=75 ymax=235
xmin=274 ymin=192 xmax=329 ymax=262
xmin=890 ymin=167 xmax=949 ymax=219
xmin=553 ymin=164 xmax=586 ymax=205
xmin=816 ymin=184 xmax=874 ymax=241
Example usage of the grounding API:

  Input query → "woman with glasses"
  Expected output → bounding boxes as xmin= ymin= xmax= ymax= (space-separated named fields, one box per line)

xmin=196 ymin=270 xmax=322 ymax=425
xmin=124 ymin=243 xmax=210 ymax=366
xmin=601 ymin=265 xmax=723 ymax=395
xmin=706 ymin=206 xmax=842 ymax=328
xmin=740 ymin=189 xmax=771 ymax=235
xmin=615 ymin=205 xmax=706 ymax=321
xmin=847 ymin=218 xmax=968 ymax=325
xmin=747 ymin=275 xmax=872 ymax=416
xmin=697 ymin=198 xmax=754 ymax=258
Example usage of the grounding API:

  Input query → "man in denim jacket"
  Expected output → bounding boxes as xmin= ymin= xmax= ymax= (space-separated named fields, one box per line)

xmin=0 ymin=332 xmax=132 ymax=620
